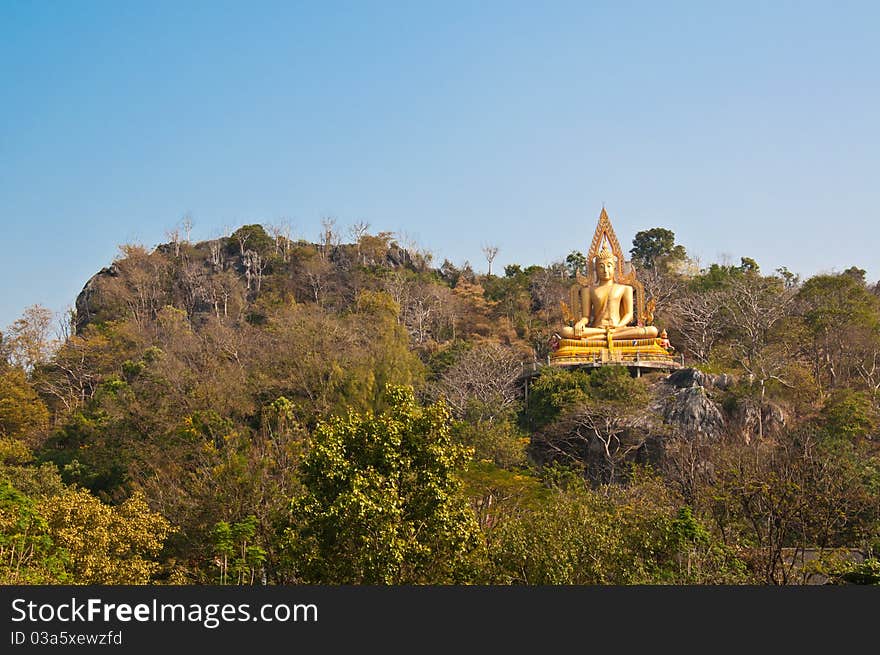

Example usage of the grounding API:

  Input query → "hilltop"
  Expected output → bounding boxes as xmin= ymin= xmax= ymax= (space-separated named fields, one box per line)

xmin=1 ymin=221 xmax=879 ymax=586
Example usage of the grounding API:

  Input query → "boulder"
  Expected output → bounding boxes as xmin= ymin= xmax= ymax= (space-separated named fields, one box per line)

xmin=666 ymin=367 xmax=733 ymax=391
xmin=661 ymin=385 xmax=726 ymax=439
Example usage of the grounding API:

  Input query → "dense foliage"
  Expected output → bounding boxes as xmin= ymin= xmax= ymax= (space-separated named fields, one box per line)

xmin=2 ymin=224 xmax=878 ymax=584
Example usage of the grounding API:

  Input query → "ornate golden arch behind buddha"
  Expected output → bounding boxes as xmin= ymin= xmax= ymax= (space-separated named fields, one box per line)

xmin=574 ymin=207 xmax=646 ymax=326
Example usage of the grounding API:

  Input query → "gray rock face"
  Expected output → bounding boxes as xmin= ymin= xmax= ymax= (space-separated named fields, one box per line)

xmin=661 ymin=385 xmax=726 ymax=438
xmin=653 ymin=368 xmax=789 ymax=442
xmin=655 ymin=368 xmax=728 ymax=439
xmin=666 ymin=367 xmax=733 ymax=392
xmin=730 ymin=400 xmax=788 ymax=442
xmin=74 ymin=264 xmax=119 ymax=334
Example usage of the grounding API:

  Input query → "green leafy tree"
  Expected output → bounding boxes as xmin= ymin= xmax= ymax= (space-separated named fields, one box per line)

xmin=212 ymin=515 xmax=267 ymax=585
xmin=565 ymin=251 xmax=588 ymax=277
xmin=0 ymin=482 xmax=69 ymax=583
xmin=796 ymin=272 xmax=880 ymax=394
xmin=287 ymin=385 xmax=481 ymax=583
xmin=227 ymin=224 xmax=275 ymax=257
xmin=1 ymin=464 xmax=172 ymax=585
xmin=820 ymin=389 xmax=879 ymax=442
xmin=827 ymin=558 xmax=880 ymax=585
xmin=630 ymin=228 xmax=686 ymax=270
xmin=524 ymin=366 xmax=594 ymax=429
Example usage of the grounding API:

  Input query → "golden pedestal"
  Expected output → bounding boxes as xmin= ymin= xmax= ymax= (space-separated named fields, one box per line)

xmin=549 ymin=336 xmax=679 ymax=368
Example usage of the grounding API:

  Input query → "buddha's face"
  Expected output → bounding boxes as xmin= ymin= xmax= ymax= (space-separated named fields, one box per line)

xmin=596 ymin=258 xmax=615 ymax=281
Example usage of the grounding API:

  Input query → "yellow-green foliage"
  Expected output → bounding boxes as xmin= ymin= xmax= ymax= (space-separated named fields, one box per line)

xmin=38 ymin=489 xmax=171 ymax=584
xmin=2 ymin=436 xmax=171 ymax=586
xmin=484 ymin=471 xmax=749 ymax=585
xmin=0 ymin=368 xmax=49 ymax=440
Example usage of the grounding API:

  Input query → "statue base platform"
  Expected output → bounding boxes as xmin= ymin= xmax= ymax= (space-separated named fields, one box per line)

xmin=549 ymin=336 xmax=682 ymax=370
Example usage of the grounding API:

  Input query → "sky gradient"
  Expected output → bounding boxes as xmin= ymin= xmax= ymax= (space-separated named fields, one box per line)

xmin=2 ymin=1 xmax=878 ymax=331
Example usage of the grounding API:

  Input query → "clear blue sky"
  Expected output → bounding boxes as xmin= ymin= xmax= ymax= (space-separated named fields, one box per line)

xmin=2 ymin=1 xmax=878 ymax=331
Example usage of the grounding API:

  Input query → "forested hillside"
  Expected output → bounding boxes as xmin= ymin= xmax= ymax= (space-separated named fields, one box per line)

xmin=2 ymin=223 xmax=879 ymax=585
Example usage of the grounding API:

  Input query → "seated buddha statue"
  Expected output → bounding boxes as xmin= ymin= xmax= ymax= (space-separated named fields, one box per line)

xmin=560 ymin=245 xmax=659 ymax=341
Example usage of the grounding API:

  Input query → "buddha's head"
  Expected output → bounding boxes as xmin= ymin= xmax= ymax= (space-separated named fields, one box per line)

xmin=595 ymin=246 xmax=617 ymax=281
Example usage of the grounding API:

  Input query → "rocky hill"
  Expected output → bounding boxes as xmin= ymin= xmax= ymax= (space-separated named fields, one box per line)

xmin=74 ymin=224 xmax=426 ymax=335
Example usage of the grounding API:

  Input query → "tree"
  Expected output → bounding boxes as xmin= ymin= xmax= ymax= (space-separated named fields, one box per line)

xmin=348 ymin=220 xmax=371 ymax=264
xmin=212 ymin=515 xmax=267 ymax=585
xmin=4 ymin=305 xmax=56 ymax=373
xmin=721 ymin=272 xmax=801 ymax=438
xmin=485 ymin=472 xmax=744 ymax=584
xmin=299 ymin=251 xmax=333 ymax=306
xmin=668 ymin=289 xmax=727 ymax=363
xmin=319 ymin=217 xmax=339 ymax=261
xmin=434 ymin=343 xmax=528 ymax=468
xmin=358 ymin=231 xmax=395 ymax=267
xmin=630 ymin=228 xmax=686 ymax=270
xmin=39 ymin=488 xmax=172 ymax=584
xmin=796 ymin=272 xmax=880 ymax=394
xmin=0 ymin=481 xmax=67 ymax=583
xmin=532 ymin=366 xmax=653 ymax=484
xmin=565 ymin=251 xmax=587 ymax=278
xmin=287 ymin=385 xmax=480 ymax=583
xmin=482 ymin=244 xmax=499 ymax=276
xmin=638 ymin=261 xmax=684 ymax=311
xmin=708 ymin=428 xmax=879 ymax=584
xmin=101 ymin=245 xmax=171 ymax=329
xmin=0 ymin=368 xmax=49 ymax=441
xmin=1 ymin=476 xmax=172 ymax=585
xmin=433 ymin=342 xmax=524 ymax=421
xmin=382 ymin=271 xmax=458 ymax=345
xmin=819 ymin=389 xmax=879 ymax=442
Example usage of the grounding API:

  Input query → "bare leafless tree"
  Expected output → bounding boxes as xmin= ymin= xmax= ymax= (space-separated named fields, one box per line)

xmin=279 ymin=219 xmax=293 ymax=261
xmin=319 ymin=216 xmax=339 ymax=260
xmin=243 ymin=250 xmax=266 ymax=294
xmin=165 ymin=225 xmax=182 ymax=257
xmin=528 ymin=264 xmax=569 ymax=327
xmin=207 ymin=271 xmax=244 ymax=321
xmin=639 ymin=264 xmax=684 ymax=310
xmin=854 ymin=335 xmax=880 ymax=398
xmin=302 ymin=256 xmax=332 ymax=306
xmin=208 ymin=238 xmax=224 ymax=269
xmin=349 ymin=220 xmax=370 ymax=244
xmin=36 ymin=333 xmax=104 ymax=413
xmin=348 ymin=220 xmax=371 ymax=265
xmin=181 ymin=214 xmax=194 ymax=243
xmin=381 ymin=271 xmax=458 ymax=344
xmin=267 ymin=223 xmax=283 ymax=257
xmin=236 ymin=230 xmax=250 ymax=257
xmin=54 ymin=305 xmax=75 ymax=344
xmin=395 ymin=229 xmax=433 ymax=271
xmin=722 ymin=275 xmax=800 ymax=439
xmin=268 ymin=219 xmax=295 ymax=260
xmin=536 ymin=400 xmax=652 ymax=485
xmin=433 ymin=342 xmax=524 ymax=420
xmin=107 ymin=245 xmax=170 ymax=329
xmin=482 ymin=244 xmax=500 ymax=276
xmin=668 ymin=290 xmax=727 ymax=363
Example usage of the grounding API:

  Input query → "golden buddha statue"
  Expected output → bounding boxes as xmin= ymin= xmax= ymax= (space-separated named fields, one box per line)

xmin=550 ymin=208 xmax=678 ymax=368
xmin=560 ymin=245 xmax=658 ymax=341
